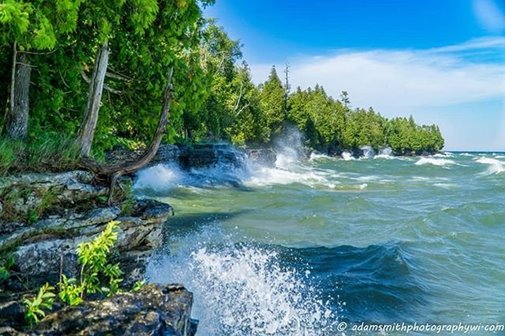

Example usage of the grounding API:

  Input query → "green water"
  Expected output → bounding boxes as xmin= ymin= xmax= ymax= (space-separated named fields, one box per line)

xmin=138 ymin=151 xmax=505 ymax=335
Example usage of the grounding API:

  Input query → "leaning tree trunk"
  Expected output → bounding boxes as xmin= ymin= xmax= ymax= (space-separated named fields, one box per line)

xmin=81 ymin=68 xmax=174 ymax=204
xmin=4 ymin=43 xmax=31 ymax=139
xmin=76 ymin=40 xmax=109 ymax=157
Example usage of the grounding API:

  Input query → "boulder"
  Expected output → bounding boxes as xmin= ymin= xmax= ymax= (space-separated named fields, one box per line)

xmin=0 ymin=285 xmax=197 ymax=336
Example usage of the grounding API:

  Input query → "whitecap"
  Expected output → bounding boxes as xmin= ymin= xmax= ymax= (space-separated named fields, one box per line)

xmin=415 ymin=157 xmax=456 ymax=167
xmin=476 ymin=157 xmax=505 ymax=175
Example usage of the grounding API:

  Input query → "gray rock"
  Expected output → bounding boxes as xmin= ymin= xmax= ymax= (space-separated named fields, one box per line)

xmin=34 ymin=284 xmax=196 ymax=336
xmin=149 ymin=144 xmax=181 ymax=167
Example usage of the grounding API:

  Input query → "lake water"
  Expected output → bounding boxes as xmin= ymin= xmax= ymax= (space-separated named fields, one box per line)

xmin=135 ymin=144 xmax=505 ymax=335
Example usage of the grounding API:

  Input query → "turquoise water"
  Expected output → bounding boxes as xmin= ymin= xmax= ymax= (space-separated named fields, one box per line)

xmin=137 ymin=148 xmax=505 ymax=335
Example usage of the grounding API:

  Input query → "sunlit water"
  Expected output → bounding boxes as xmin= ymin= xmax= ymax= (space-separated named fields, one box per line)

xmin=136 ymin=145 xmax=505 ymax=335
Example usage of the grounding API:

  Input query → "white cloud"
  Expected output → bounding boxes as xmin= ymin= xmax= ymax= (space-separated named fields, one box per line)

xmin=251 ymin=38 xmax=505 ymax=113
xmin=473 ymin=0 xmax=505 ymax=33
xmin=249 ymin=37 xmax=505 ymax=150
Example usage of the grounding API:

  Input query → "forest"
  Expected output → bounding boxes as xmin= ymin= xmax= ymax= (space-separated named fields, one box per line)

xmin=0 ymin=0 xmax=444 ymax=175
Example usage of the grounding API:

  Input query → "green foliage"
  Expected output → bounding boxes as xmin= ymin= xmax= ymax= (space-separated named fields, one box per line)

xmin=59 ymin=221 xmax=123 ymax=305
xmin=0 ymin=135 xmax=80 ymax=176
xmin=23 ymin=283 xmax=56 ymax=325
xmin=58 ymin=275 xmax=83 ymax=306
xmin=132 ymin=279 xmax=146 ymax=292
xmin=0 ymin=0 xmax=443 ymax=160
xmin=259 ymin=66 xmax=287 ymax=137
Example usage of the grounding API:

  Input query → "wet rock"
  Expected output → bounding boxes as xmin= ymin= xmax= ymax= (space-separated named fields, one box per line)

xmin=149 ymin=144 xmax=181 ymax=167
xmin=179 ymin=144 xmax=245 ymax=169
xmin=0 ymin=300 xmax=24 ymax=326
xmin=35 ymin=284 xmax=195 ymax=336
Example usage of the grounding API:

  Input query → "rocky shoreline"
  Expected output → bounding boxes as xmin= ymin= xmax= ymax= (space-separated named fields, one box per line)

xmin=0 ymin=142 xmax=442 ymax=335
xmin=0 ymin=170 xmax=196 ymax=335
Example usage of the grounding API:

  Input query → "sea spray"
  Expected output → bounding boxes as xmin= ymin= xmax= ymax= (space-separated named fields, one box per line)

xmin=375 ymin=147 xmax=393 ymax=159
xmin=274 ymin=126 xmax=306 ymax=169
xmin=146 ymin=227 xmax=337 ymax=336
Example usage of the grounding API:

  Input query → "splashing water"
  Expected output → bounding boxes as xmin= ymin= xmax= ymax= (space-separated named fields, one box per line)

xmin=375 ymin=147 xmax=393 ymax=159
xmin=274 ymin=126 xmax=306 ymax=168
xmin=360 ymin=146 xmax=375 ymax=159
xmin=341 ymin=151 xmax=354 ymax=161
xmin=146 ymin=228 xmax=337 ymax=336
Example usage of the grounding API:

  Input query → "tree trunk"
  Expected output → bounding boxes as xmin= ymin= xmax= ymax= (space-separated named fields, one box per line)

xmin=76 ymin=41 xmax=109 ymax=157
xmin=4 ymin=43 xmax=31 ymax=139
xmin=81 ymin=68 xmax=174 ymax=204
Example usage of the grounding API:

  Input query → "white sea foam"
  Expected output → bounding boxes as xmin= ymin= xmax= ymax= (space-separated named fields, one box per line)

xmin=459 ymin=153 xmax=474 ymax=157
xmin=475 ymin=157 xmax=505 ymax=175
xmin=341 ymin=151 xmax=354 ymax=161
xmin=415 ymin=157 xmax=456 ymax=167
xmin=146 ymin=228 xmax=337 ymax=335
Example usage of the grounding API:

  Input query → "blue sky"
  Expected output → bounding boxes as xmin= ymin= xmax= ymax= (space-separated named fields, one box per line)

xmin=206 ymin=0 xmax=505 ymax=151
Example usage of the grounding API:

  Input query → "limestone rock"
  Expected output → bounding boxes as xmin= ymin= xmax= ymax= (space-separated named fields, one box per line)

xmin=34 ymin=284 xmax=197 ymax=336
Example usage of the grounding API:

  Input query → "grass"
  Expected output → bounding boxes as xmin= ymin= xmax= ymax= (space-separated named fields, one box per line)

xmin=0 ymin=134 xmax=81 ymax=176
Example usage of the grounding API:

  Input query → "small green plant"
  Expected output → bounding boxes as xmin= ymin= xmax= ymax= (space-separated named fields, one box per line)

xmin=132 ymin=279 xmax=146 ymax=292
xmin=26 ymin=209 xmax=39 ymax=225
xmin=58 ymin=275 xmax=83 ymax=306
xmin=58 ymin=221 xmax=123 ymax=305
xmin=23 ymin=283 xmax=56 ymax=325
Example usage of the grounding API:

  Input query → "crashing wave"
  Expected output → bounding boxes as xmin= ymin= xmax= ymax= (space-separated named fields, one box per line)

xmin=415 ymin=157 xmax=456 ymax=166
xmin=146 ymin=228 xmax=337 ymax=335
xmin=475 ymin=157 xmax=505 ymax=175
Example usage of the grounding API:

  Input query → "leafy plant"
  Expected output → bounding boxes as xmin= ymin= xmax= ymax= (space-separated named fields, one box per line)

xmin=132 ymin=279 xmax=146 ymax=292
xmin=58 ymin=275 xmax=83 ymax=306
xmin=58 ymin=221 xmax=123 ymax=305
xmin=23 ymin=283 xmax=56 ymax=325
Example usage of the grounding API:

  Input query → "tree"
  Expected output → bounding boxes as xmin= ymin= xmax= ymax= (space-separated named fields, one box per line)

xmin=259 ymin=66 xmax=286 ymax=138
xmin=0 ymin=0 xmax=82 ymax=139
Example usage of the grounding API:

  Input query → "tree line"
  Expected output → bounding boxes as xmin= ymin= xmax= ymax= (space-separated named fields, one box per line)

xmin=0 ymin=1 xmax=444 ymax=164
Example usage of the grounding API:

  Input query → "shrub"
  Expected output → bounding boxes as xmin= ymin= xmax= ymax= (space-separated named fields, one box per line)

xmin=59 ymin=221 xmax=123 ymax=305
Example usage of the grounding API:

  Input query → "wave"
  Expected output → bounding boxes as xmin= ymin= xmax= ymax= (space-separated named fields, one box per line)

xmin=433 ymin=152 xmax=454 ymax=158
xmin=415 ymin=157 xmax=456 ymax=167
xmin=475 ymin=157 xmax=505 ymax=175
xmin=146 ymin=228 xmax=337 ymax=335
xmin=374 ymin=147 xmax=393 ymax=159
